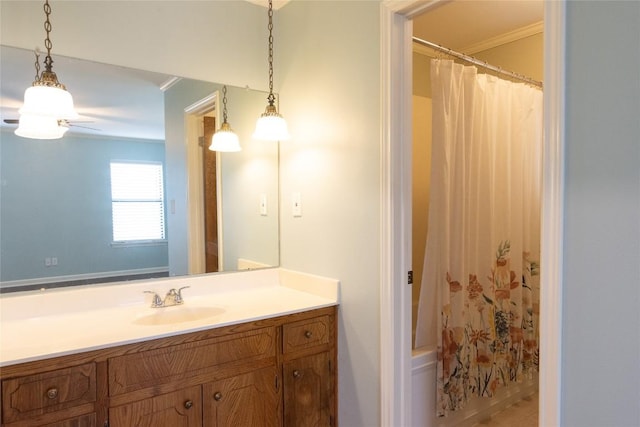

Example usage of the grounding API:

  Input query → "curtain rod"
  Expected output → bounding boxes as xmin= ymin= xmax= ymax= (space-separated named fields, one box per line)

xmin=412 ymin=36 xmax=543 ymax=89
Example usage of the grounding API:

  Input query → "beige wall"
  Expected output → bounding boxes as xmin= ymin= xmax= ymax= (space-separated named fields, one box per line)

xmin=412 ymin=95 xmax=432 ymax=343
xmin=412 ymin=33 xmax=544 ymax=342
xmin=473 ymin=33 xmax=544 ymax=83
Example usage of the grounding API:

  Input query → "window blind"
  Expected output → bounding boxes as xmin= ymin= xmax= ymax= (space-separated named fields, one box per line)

xmin=110 ymin=162 xmax=165 ymax=242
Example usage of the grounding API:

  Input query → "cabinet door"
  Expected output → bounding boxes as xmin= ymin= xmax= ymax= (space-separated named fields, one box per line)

xmin=108 ymin=386 xmax=201 ymax=427
xmin=283 ymin=352 xmax=333 ymax=427
xmin=203 ymin=366 xmax=279 ymax=427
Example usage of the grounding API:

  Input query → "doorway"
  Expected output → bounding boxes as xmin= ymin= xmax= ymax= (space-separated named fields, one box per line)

xmin=379 ymin=2 xmax=565 ymax=426
xmin=184 ymin=91 xmax=224 ymax=274
xmin=202 ymin=116 xmax=219 ymax=272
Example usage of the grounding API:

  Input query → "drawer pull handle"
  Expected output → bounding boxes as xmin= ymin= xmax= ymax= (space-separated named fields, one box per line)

xmin=184 ymin=400 xmax=193 ymax=409
xmin=46 ymin=388 xmax=58 ymax=399
xmin=293 ymin=370 xmax=301 ymax=378
xmin=304 ymin=330 xmax=313 ymax=338
xmin=213 ymin=392 xmax=223 ymax=401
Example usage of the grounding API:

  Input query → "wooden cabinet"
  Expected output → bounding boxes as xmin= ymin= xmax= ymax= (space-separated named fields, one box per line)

xmin=109 ymin=386 xmax=201 ymax=427
xmin=203 ymin=366 xmax=279 ymax=427
xmin=0 ymin=306 xmax=336 ymax=427
xmin=282 ymin=315 xmax=336 ymax=427
xmin=42 ymin=413 xmax=96 ymax=427
xmin=284 ymin=352 xmax=333 ymax=427
xmin=1 ymin=363 xmax=96 ymax=427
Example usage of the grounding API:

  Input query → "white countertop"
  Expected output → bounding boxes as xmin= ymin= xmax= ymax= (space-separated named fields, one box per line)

xmin=0 ymin=268 xmax=339 ymax=367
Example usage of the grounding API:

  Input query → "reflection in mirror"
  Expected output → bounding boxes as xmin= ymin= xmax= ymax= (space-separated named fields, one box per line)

xmin=0 ymin=45 xmax=279 ymax=293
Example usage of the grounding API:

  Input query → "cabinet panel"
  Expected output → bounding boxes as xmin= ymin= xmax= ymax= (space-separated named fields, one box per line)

xmin=41 ymin=413 xmax=97 ymax=427
xmin=109 ymin=327 xmax=275 ymax=396
xmin=1 ymin=363 xmax=96 ymax=424
xmin=283 ymin=316 xmax=329 ymax=354
xmin=203 ymin=367 xmax=279 ymax=427
xmin=108 ymin=386 xmax=201 ymax=427
xmin=283 ymin=352 xmax=333 ymax=427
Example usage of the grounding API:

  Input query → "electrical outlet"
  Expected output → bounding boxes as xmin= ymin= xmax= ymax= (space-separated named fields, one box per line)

xmin=45 ymin=257 xmax=52 ymax=267
xmin=51 ymin=257 xmax=58 ymax=266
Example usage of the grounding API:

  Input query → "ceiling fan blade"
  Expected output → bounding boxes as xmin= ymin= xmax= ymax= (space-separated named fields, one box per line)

xmin=57 ymin=119 xmax=100 ymax=131
xmin=4 ymin=118 xmax=101 ymax=132
xmin=70 ymin=124 xmax=101 ymax=131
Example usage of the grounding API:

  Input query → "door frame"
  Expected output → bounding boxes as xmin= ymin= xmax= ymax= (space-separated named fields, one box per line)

xmin=184 ymin=91 xmax=225 ymax=273
xmin=379 ymin=1 xmax=566 ymax=426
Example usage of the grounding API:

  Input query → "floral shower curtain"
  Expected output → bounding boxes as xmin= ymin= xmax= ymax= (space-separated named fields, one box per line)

xmin=414 ymin=59 xmax=543 ymax=417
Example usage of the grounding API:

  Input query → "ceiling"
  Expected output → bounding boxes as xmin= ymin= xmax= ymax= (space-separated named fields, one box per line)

xmin=0 ymin=45 xmax=173 ymax=140
xmin=1 ymin=1 xmax=543 ymax=141
xmin=413 ymin=0 xmax=543 ymax=52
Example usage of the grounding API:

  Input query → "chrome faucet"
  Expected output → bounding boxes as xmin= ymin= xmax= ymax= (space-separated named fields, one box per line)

xmin=144 ymin=286 xmax=190 ymax=308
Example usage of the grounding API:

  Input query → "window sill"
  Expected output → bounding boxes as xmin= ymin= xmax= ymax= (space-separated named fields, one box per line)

xmin=111 ymin=240 xmax=168 ymax=248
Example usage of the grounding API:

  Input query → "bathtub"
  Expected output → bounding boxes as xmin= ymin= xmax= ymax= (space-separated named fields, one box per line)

xmin=411 ymin=346 xmax=538 ymax=426
xmin=412 ymin=346 xmax=438 ymax=426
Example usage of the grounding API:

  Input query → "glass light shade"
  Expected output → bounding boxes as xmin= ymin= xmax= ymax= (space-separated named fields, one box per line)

xmin=15 ymin=114 xmax=68 ymax=140
xmin=253 ymin=105 xmax=290 ymax=141
xmin=209 ymin=122 xmax=241 ymax=152
xmin=19 ymin=85 xmax=79 ymax=119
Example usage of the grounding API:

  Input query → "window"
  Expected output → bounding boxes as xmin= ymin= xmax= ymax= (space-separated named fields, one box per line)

xmin=110 ymin=161 xmax=165 ymax=242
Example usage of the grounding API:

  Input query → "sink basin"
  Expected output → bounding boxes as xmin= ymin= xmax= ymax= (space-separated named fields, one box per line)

xmin=133 ymin=306 xmax=225 ymax=326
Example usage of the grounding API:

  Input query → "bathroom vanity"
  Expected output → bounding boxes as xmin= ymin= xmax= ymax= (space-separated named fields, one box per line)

xmin=0 ymin=269 xmax=339 ymax=427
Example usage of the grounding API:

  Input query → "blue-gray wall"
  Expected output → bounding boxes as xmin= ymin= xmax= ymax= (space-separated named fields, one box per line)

xmin=0 ymin=130 xmax=167 ymax=284
xmin=562 ymin=1 xmax=640 ymax=426
xmin=164 ymin=80 xmax=279 ymax=275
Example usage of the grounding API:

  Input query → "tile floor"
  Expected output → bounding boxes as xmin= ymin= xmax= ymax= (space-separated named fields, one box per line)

xmin=471 ymin=393 xmax=538 ymax=427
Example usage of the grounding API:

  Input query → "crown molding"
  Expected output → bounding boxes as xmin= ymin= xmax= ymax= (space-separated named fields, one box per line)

xmin=412 ymin=20 xmax=543 ymax=56
xmin=244 ymin=0 xmax=290 ymax=10
xmin=461 ymin=21 xmax=544 ymax=54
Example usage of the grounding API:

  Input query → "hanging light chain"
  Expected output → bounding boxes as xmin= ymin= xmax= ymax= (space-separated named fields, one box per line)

xmin=267 ymin=0 xmax=276 ymax=106
xmin=222 ymin=86 xmax=229 ymax=124
xmin=34 ymin=0 xmax=64 ymax=89
xmin=43 ymin=0 xmax=54 ymax=73
xmin=33 ymin=49 xmax=41 ymax=82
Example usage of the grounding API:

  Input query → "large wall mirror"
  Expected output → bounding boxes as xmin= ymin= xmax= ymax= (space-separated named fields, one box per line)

xmin=0 ymin=45 xmax=280 ymax=293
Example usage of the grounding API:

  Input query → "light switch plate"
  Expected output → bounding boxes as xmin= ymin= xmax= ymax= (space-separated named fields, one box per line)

xmin=292 ymin=192 xmax=302 ymax=217
xmin=260 ymin=194 xmax=268 ymax=216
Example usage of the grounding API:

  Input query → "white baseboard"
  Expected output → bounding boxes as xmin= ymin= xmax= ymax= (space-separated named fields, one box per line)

xmin=1 ymin=267 xmax=169 ymax=289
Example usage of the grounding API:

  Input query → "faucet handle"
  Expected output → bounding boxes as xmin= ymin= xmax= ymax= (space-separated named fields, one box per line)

xmin=144 ymin=291 xmax=163 ymax=308
xmin=175 ymin=286 xmax=190 ymax=304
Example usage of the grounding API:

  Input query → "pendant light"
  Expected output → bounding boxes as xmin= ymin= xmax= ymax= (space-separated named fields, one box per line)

xmin=14 ymin=114 xmax=68 ymax=140
xmin=209 ymin=86 xmax=241 ymax=152
xmin=16 ymin=0 xmax=78 ymax=139
xmin=253 ymin=0 xmax=290 ymax=141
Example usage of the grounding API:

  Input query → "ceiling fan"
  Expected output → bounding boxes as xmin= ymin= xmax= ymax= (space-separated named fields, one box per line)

xmin=3 ymin=118 xmax=100 ymax=131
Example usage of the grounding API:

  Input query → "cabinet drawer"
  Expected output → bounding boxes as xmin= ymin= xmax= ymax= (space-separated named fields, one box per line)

xmin=1 ymin=363 xmax=96 ymax=424
xmin=109 ymin=385 xmax=201 ymax=427
xmin=109 ymin=327 xmax=276 ymax=396
xmin=283 ymin=316 xmax=330 ymax=354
